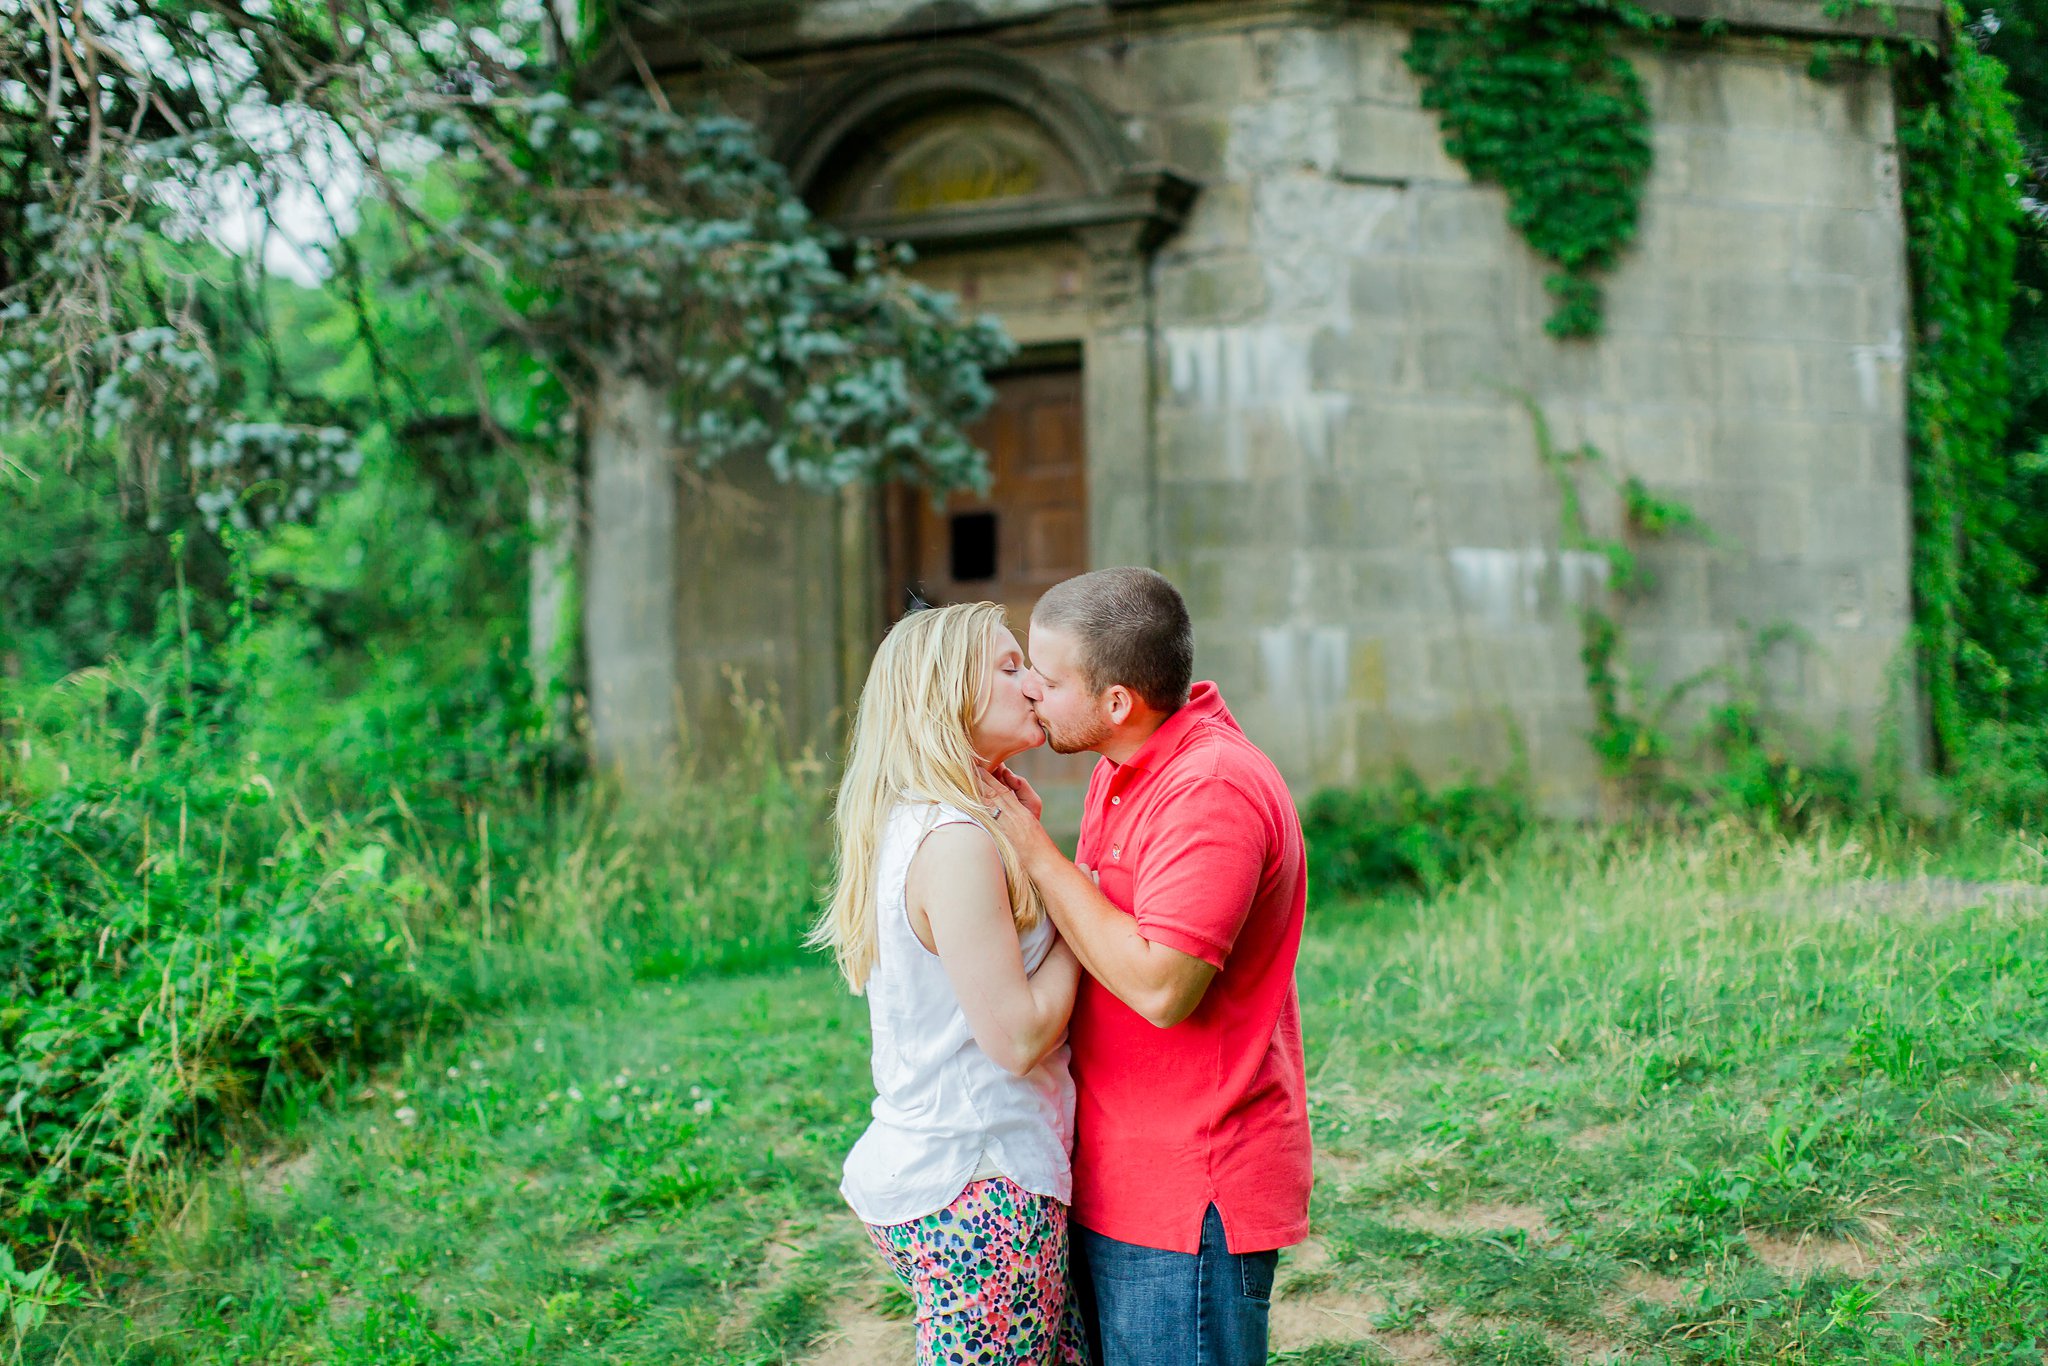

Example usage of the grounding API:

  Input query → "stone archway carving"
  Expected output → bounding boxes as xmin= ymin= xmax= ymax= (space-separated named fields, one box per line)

xmin=774 ymin=46 xmax=1196 ymax=256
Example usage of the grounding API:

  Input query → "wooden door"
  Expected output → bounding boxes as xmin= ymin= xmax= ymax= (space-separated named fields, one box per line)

xmin=882 ymin=365 xmax=1094 ymax=798
xmin=886 ymin=367 xmax=1087 ymax=624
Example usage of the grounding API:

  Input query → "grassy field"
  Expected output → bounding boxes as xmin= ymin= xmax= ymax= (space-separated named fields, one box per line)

xmin=20 ymin=824 xmax=2048 ymax=1365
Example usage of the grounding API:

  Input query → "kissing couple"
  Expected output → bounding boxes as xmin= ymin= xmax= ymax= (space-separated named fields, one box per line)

xmin=810 ymin=566 xmax=1313 ymax=1365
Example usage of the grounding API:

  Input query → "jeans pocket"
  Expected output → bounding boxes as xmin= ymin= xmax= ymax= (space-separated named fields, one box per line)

xmin=1239 ymin=1250 xmax=1277 ymax=1304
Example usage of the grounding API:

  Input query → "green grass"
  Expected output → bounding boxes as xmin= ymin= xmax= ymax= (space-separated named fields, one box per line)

xmin=20 ymin=823 xmax=2048 ymax=1364
xmin=0 ymin=678 xmax=829 ymax=1264
xmin=22 ymin=971 xmax=875 ymax=1365
xmin=1293 ymin=823 xmax=2048 ymax=1364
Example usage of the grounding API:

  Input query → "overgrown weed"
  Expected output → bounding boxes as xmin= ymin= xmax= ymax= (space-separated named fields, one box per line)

xmin=12 ymin=820 xmax=2048 ymax=1362
xmin=1300 ymin=822 xmax=2048 ymax=1364
xmin=0 ymin=660 xmax=828 ymax=1300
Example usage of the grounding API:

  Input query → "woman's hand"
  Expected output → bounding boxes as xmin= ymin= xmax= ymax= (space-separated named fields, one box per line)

xmin=1038 ymin=933 xmax=1079 ymax=978
xmin=985 ymin=762 xmax=1043 ymax=822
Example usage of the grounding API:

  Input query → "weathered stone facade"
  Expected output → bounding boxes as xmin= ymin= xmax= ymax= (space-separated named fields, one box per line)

xmin=609 ymin=0 xmax=1936 ymax=812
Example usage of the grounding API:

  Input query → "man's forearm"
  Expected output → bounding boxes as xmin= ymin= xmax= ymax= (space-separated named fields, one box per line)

xmin=1028 ymin=851 xmax=1152 ymax=1000
xmin=1024 ymin=847 xmax=1215 ymax=1027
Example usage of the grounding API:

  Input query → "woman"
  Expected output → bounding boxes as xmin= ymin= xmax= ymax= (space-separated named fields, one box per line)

xmin=810 ymin=601 xmax=1088 ymax=1364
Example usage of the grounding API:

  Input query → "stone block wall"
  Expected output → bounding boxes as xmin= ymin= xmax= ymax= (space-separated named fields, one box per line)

xmin=649 ymin=1 xmax=1920 ymax=809
xmin=670 ymin=458 xmax=846 ymax=762
xmin=1026 ymin=15 xmax=1916 ymax=806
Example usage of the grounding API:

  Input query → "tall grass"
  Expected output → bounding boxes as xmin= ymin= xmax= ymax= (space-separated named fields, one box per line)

xmin=14 ymin=822 xmax=2046 ymax=1364
xmin=0 ymin=667 xmax=830 ymax=1288
xmin=1307 ymin=819 xmax=2041 ymax=1064
xmin=1296 ymin=822 xmax=2048 ymax=1362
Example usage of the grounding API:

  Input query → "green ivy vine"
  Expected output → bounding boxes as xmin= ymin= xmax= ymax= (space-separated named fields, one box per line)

xmin=1517 ymin=396 xmax=1861 ymax=820
xmin=1513 ymin=393 xmax=1691 ymax=776
xmin=1895 ymin=2 xmax=2030 ymax=768
xmin=1431 ymin=0 xmax=2037 ymax=794
xmin=1406 ymin=0 xmax=1663 ymax=337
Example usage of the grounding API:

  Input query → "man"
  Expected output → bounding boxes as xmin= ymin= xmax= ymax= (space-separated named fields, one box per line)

xmin=982 ymin=566 xmax=1311 ymax=1366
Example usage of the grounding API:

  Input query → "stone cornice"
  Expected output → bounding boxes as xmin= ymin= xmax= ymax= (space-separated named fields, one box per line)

xmin=632 ymin=0 xmax=1944 ymax=75
xmin=829 ymin=175 xmax=1199 ymax=250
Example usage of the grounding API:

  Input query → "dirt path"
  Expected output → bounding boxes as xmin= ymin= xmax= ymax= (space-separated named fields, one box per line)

xmin=797 ymin=1210 xmax=915 ymax=1364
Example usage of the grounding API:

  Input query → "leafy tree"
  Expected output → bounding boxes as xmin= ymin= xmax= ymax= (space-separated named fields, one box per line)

xmin=1981 ymin=0 xmax=2046 ymax=511
xmin=1955 ymin=3 xmax=2048 ymax=725
xmin=0 ymin=0 xmax=1010 ymax=769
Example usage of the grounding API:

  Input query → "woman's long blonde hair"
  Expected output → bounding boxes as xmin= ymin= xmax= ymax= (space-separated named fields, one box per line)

xmin=810 ymin=601 xmax=1044 ymax=992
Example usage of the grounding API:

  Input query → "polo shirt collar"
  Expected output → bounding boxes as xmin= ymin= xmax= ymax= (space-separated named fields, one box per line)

xmin=1117 ymin=681 xmax=1226 ymax=773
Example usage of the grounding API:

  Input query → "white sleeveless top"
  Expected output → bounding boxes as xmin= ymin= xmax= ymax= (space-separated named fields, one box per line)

xmin=840 ymin=800 xmax=1075 ymax=1226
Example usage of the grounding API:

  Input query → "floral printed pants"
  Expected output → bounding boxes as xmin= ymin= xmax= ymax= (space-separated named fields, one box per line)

xmin=864 ymin=1177 xmax=1091 ymax=1365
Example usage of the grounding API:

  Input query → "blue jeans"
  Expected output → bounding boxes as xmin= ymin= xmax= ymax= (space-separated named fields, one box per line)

xmin=1071 ymin=1205 xmax=1279 ymax=1366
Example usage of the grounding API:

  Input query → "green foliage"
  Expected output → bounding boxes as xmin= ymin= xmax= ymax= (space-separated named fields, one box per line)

xmin=1621 ymin=475 xmax=1704 ymax=540
xmin=1688 ymin=691 xmax=1867 ymax=830
xmin=226 ymin=441 xmax=571 ymax=809
xmin=1274 ymin=1346 xmax=1393 ymax=1366
xmin=1897 ymin=6 xmax=2038 ymax=766
xmin=4 ymin=8 xmax=1015 ymax=675
xmin=1513 ymin=396 xmax=1874 ymax=827
xmin=0 ymin=623 xmax=828 ymax=1267
xmin=401 ymin=93 xmax=1014 ymax=490
xmin=1302 ymin=826 xmax=2048 ymax=1361
xmin=1413 ymin=2 xmax=2048 ymax=828
xmin=0 ymin=438 xmax=192 ymax=681
xmin=1518 ymin=395 xmax=1681 ymax=775
xmin=0 ymin=19 xmax=986 ymax=1293
xmin=0 ymin=582 xmax=506 ymax=1263
xmin=1947 ymin=717 xmax=2048 ymax=827
xmin=1304 ymin=769 xmax=1530 ymax=898
xmin=0 ymin=1242 xmax=81 ymax=1351
xmin=19 ymin=825 xmax=2048 ymax=1359
xmin=1878 ymin=5 xmax=2048 ymax=829
xmin=1925 ymin=1198 xmax=2048 ymax=1359
xmin=556 ymin=697 xmax=833 ymax=984
xmin=19 ymin=966 xmax=876 ymax=1364
xmin=1442 ymin=1326 xmax=1562 ymax=1366
xmin=0 ymin=217 xmax=531 ymax=714
xmin=0 ymin=761 xmax=437 ymax=1252
xmin=1637 ymin=1266 xmax=1895 ymax=1362
xmin=1985 ymin=0 xmax=2048 ymax=501
xmin=1407 ymin=0 xmax=1661 ymax=337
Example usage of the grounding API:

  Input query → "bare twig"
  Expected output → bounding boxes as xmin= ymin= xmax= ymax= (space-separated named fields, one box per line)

xmin=606 ymin=0 xmax=672 ymax=115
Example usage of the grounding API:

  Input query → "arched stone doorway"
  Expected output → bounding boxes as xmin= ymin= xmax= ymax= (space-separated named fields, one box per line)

xmin=777 ymin=49 xmax=1195 ymax=822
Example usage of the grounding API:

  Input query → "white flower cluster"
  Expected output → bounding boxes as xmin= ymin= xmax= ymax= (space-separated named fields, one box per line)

xmin=186 ymin=423 xmax=363 ymax=531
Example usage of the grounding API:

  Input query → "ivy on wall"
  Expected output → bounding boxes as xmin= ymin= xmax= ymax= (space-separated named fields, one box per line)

xmin=1406 ymin=0 xmax=1662 ymax=337
xmin=1515 ymin=393 xmax=1689 ymax=776
xmin=1895 ymin=3 xmax=2031 ymax=766
xmin=1420 ymin=0 xmax=2040 ymax=795
xmin=1518 ymin=395 xmax=1868 ymax=821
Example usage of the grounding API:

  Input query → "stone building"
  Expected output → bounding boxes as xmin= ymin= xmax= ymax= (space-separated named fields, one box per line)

xmin=592 ymin=0 xmax=1938 ymax=818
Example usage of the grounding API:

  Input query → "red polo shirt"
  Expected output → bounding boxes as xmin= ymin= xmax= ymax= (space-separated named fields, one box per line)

xmin=1068 ymin=681 xmax=1312 ymax=1254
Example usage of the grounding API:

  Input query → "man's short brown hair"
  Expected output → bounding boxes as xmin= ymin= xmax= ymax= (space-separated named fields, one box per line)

xmin=1031 ymin=567 xmax=1193 ymax=711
